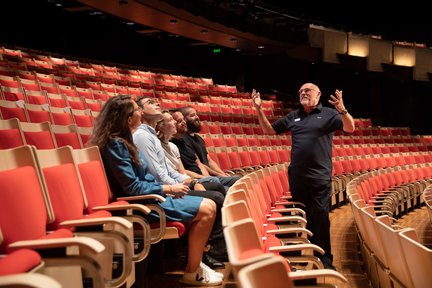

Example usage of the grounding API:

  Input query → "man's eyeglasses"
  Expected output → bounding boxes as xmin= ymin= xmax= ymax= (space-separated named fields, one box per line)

xmin=298 ymin=88 xmax=317 ymax=95
xmin=143 ymin=99 xmax=158 ymax=105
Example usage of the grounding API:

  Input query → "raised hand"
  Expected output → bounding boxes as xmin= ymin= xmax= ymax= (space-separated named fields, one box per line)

xmin=251 ymin=89 xmax=262 ymax=109
xmin=328 ymin=89 xmax=345 ymax=113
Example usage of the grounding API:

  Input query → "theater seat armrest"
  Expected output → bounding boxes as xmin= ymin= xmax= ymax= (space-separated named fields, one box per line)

xmin=9 ymin=236 xmax=105 ymax=254
xmin=268 ymin=243 xmax=325 ymax=255
xmin=59 ymin=216 xmax=133 ymax=230
xmin=92 ymin=203 xmax=151 ymax=215
xmin=266 ymin=227 xmax=312 ymax=237
xmin=270 ymin=208 xmax=306 ymax=218
xmin=117 ymin=194 xmax=166 ymax=203
xmin=267 ymin=215 xmax=307 ymax=225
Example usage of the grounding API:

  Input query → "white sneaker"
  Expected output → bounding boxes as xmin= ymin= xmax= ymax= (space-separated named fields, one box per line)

xmin=200 ymin=261 xmax=224 ymax=280
xmin=180 ymin=265 xmax=223 ymax=286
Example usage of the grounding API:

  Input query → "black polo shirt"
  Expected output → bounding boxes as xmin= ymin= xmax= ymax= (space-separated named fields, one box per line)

xmin=272 ymin=103 xmax=343 ymax=180
xmin=170 ymin=137 xmax=202 ymax=174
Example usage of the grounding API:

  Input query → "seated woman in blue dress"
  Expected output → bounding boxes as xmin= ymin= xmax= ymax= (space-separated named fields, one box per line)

xmin=87 ymin=95 xmax=223 ymax=286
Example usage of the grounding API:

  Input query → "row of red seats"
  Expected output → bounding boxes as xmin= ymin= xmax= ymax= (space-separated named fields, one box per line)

xmin=348 ymin=166 xmax=432 ymax=288
xmin=0 ymin=144 xmax=169 ymax=287
xmin=0 ymin=118 xmax=91 ymax=150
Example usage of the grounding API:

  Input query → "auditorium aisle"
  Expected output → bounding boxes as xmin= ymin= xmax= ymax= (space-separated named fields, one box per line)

xmin=143 ymin=204 xmax=432 ymax=288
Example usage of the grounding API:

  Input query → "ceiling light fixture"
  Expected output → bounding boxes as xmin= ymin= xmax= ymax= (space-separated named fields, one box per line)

xmin=200 ymin=29 xmax=208 ymax=34
xmin=169 ymin=19 xmax=178 ymax=24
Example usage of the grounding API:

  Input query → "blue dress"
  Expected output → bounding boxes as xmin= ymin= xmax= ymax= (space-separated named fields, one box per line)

xmin=100 ymin=139 xmax=202 ymax=223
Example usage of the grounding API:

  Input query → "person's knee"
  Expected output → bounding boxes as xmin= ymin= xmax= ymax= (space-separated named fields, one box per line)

xmin=201 ymin=198 xmax=216 ymax=217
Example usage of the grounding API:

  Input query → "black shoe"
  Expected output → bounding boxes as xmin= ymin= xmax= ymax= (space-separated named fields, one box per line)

xmin=207 ymin=239 xmax=228 ymax=262
xmin=324 ymin=263 xmax=336 ymax=270
xmin=321 ymin=257 xmax=336 ymax=270
xmin=202 ymin=253 xmax=225 ymax=269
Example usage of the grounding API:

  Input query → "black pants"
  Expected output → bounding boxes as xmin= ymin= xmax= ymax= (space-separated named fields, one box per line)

xmin=288 ymin=174 xmax=333 ymax=262
xmin=188 ymin=185 xmax=225 ymax=241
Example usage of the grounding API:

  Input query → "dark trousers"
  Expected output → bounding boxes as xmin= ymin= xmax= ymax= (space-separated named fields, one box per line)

xmin=288 ymin=174 xmax=333 ymax=262
xmin=188 ymin=188 xmax=225 ymax=241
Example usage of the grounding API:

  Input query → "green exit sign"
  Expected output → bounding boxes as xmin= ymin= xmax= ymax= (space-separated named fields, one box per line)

xmin=213 ymin=48 xmax=221 ymax=53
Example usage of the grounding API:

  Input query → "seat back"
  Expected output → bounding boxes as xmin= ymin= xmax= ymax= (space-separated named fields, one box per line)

xmin=34 ymin=146 xmax=135 ymax=286
xmin=374 ymin=216 xmax=414 ymax=288
xmin=24 ymin=103 xmax=52 ymax=124
xmin=72 ymin=146 xmax=112 ymax=213
xmin=33 ymin=146 xmax=89 ymax=230
xmin=0 ymin=99 xmax=28 ymax=122
xmin=20 ymin=121 xmax=57 ymax=149
xmin=51 ymin=124 xmax=83 ymax=149
xmin=0 ymin=118 xmax=26 ymax=148
xmin=237 ymin=256 xmax=293 ymax=288
xmin=0 ymin=145 xmax=54 ymax=253
xmin=49 ymin=106 xmax=73 ymax=126
xmin=72 ymin=146 xmax=153 ymax=260
xmin=398 ymin=229 xmax=432 ymax=288
xmin=76 ymin=126 xmax=93 ymax=148
xmin=223 ymin=218 xmax=269 ymax=281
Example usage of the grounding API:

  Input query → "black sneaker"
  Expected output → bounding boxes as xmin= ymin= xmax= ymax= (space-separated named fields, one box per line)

xmin=321 ymin=257 xmax=336 ymax=270
xmin=207 ymin=240 xmax=228 ymax=262
xmin=202 ymin=253 xmax=225 ymax=269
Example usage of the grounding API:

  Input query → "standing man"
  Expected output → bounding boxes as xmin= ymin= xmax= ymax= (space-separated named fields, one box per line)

xmin=251 ymin=83 xmax=355 ymax=270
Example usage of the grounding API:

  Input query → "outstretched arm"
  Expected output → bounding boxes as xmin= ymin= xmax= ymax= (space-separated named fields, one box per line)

xmin=328 ymin=89 xmax=355 ymax=133
xmin=252 ymin=89 xmax=276 ymax=135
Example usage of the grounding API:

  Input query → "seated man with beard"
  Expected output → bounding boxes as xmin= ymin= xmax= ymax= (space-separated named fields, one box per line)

xmin=171 ymin=106 xmax=241 ymax=191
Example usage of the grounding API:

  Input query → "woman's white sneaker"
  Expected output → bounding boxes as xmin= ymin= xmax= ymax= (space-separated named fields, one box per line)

xmin=200 ymin=261 xmax=224 ymax=280
xmin=180 ymin=265 xmax=223 ymax=286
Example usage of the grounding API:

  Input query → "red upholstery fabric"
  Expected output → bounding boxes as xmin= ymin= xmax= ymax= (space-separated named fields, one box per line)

xmin=23 ymin=131 xmax=56 ymax=149
xmin=73 ymin=114 xmax=92 ymax=127
xmin=263 ymin=235 xmax=282 ymax=254
xmin=26 ymin=110 xmax=51 ymax=123
xmin=0 ymin=249 xmax=41 ymax=276
xmin=51 ymin=112 xmax=73 ymax=126
xmin=238 ymin=248 xmax=263 ymax=260
xmin=150 ymin=221 xmax=186 ymax=236
xmin=42 ymin=164 xmax=87 ymax=230
xmin=0 ymin=166 xmax=48 ymax=253
xmin=54 ymin=132 xmax=81 ymax=149
xmin=0 ymin=129 xmax=24 ymax=149
xmin=42 ymin=228 xmax=73 ymax=240
xmin=43 ymin=163 xmax=112 ymax=232
xmin=78 ymin=161 xmax=111 ymax=212
xmin=0 ymin=106 xmax=27 ymax=122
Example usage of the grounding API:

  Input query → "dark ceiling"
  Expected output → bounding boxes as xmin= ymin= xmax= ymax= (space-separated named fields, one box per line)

xmin=1 ymin=0 xmax=430 ymax=66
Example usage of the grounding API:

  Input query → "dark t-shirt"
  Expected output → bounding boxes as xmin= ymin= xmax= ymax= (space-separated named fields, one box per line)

xmin=272 ymin=103 xmax=343 ymax=180
xmin=170 ymin=137 xmax=202 ymax=174
xmin=182 ymin=133 xmax=209 ymax=165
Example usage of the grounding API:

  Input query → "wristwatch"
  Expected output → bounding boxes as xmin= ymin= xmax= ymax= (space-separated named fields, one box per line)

xmin=339 ymin=109 xmax=348 ymax=115
xmin=190 ymin=179 xmax=199 ymax=189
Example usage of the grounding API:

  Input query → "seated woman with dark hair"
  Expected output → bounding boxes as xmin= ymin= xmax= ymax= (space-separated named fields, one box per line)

xmin=87 ymin=95 xmax=222 ymax=286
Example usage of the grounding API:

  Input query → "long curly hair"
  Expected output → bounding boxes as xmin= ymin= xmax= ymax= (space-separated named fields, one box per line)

xmin=87 ymin=95 xmax=141 ymax=166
